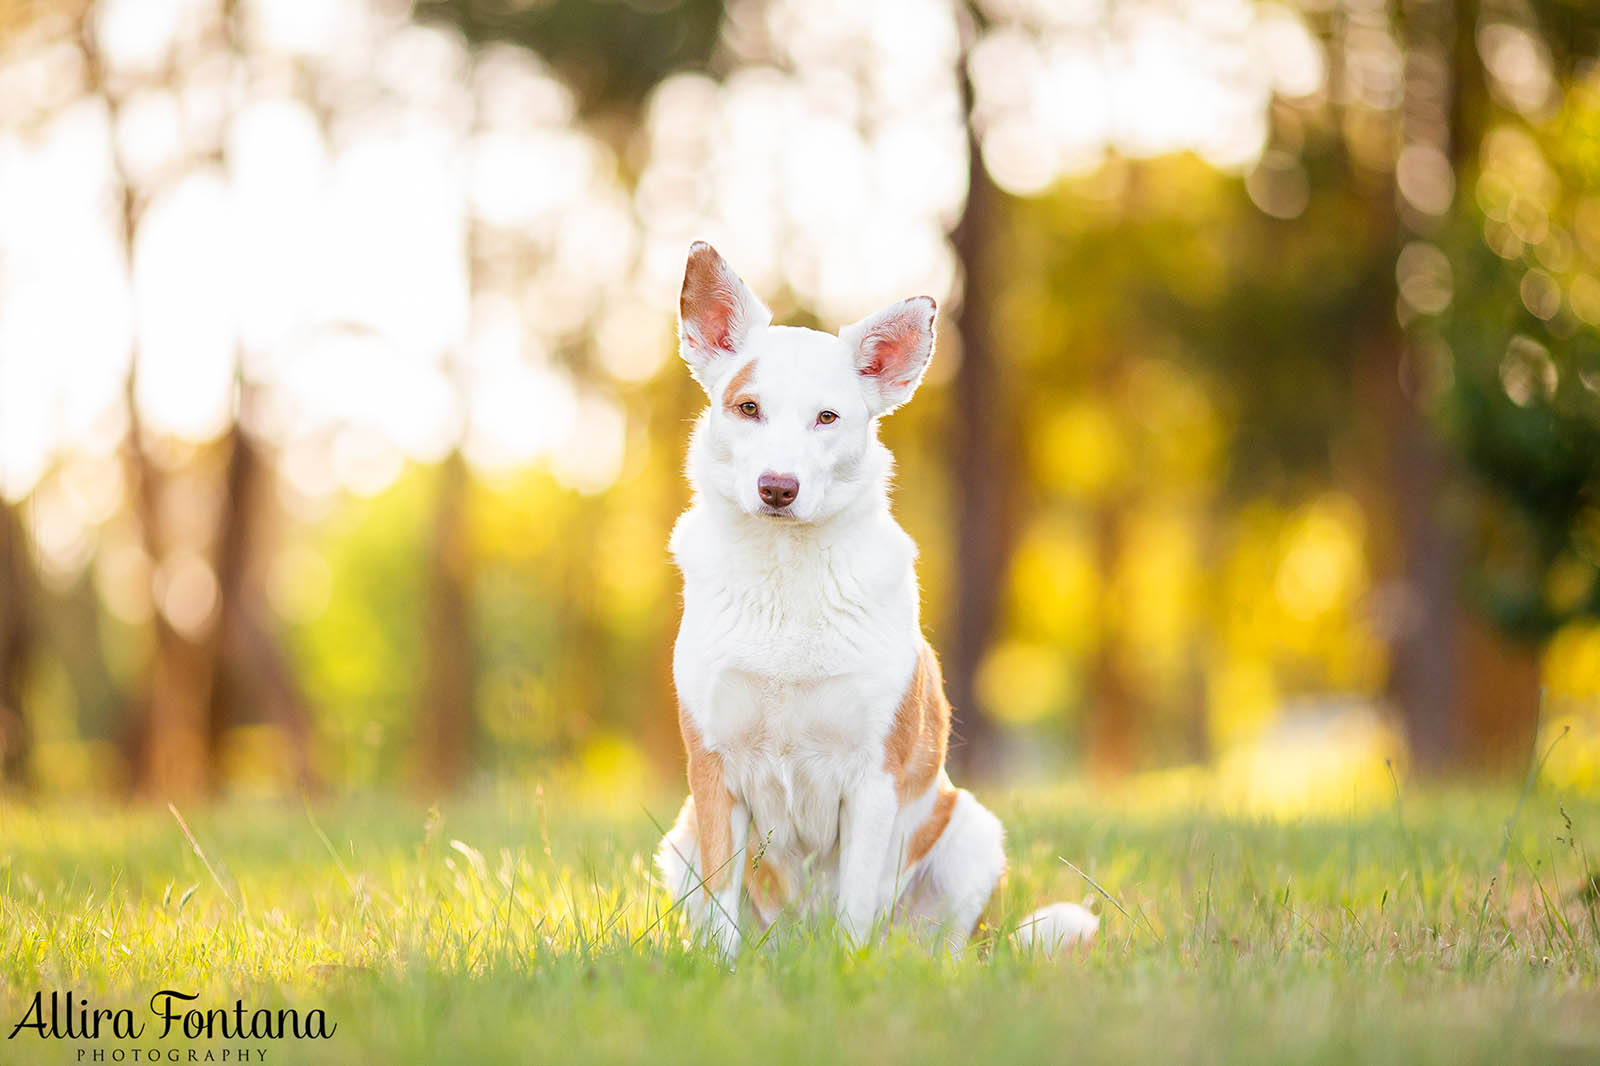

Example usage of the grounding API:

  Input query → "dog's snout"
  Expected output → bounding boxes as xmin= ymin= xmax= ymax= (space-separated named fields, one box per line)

xmin=757 ymin=473 xmax=799 ymax=510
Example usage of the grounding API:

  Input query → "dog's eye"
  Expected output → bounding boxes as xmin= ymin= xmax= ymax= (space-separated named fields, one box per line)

xmin=816 ymin=410 xmax=839 ymax=425
xmin=738 ymin=401 xmax=760 ymax=418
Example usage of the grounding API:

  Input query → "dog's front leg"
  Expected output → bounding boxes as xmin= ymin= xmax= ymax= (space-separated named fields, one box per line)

xmin=836 ymin=775 xmax=898 ymax=945
xmin=684 ymin=714 xmax=746 ymax=958
xmin=704 ymin=801 xmax=747 ymax=958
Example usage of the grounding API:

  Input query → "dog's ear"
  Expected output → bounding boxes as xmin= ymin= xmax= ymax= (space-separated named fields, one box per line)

xmin=678 ymin=242 xmax=771 ymax=390
xmin=841 ymin=296 xmax=937 ymax=415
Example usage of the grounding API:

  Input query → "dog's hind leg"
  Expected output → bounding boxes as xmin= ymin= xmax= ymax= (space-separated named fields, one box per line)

xmin=895 ymin=788 xmax=1006 ymax=956
xmin=655 ymin=796 xmax=701 ymax=907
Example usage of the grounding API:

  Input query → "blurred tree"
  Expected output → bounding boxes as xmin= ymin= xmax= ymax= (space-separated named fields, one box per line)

xmin=80 ymin=7 xmax=215 ymax=796
xmin=206 ymin=415 xmax=319 ymax=791
xmin=410 ymin=0 xmax=729 ymax=782
xmin=414 ymin=0 xmax=725 ymax=120
xmin=944 ymin=0 xmax=1007 ymax=778
xmin=78 ymin=0 xmax=314 ymax=797
xmin=998 ymin=157 xmax=1376 ymax=772
xmin=1199 ymin=0 xmax=1583 ymax=775
xmin=1433 ymin=52 xmax=1600 ymax=759
xmin=0 ymin=0 xmax=42 ymax=798
xmin=0 ymin=500 xmax=34 ymax=789
xmin=416 ymin=449 xmax=478 ymax=792
xmin=1398 ymin=0 xmax=1600 ymax=771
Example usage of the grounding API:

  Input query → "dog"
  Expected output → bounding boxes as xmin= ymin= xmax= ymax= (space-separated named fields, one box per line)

xmin=655 ymin=242 xmax=1098 ymax=958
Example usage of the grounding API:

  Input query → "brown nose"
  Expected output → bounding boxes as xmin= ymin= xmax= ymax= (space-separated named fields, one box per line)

xmin=758 ymin=473 xmax=799 ymax=509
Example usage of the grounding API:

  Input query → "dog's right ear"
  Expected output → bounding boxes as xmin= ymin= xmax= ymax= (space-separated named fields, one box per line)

xmin=678 ymin=241 xmax=770 ymax=390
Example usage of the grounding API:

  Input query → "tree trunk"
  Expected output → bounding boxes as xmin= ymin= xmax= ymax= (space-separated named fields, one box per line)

xmin=206 ymin=418 xmax=319 ymax=791
xmin=1385 ymin=359 xmax=1461 ymax=773
xmin=944 ymin=2 xmax=1010 ymax=781
xmin=416 ymin=450 xmax=476 ymax=793
xmin=1085 ymin=501 xmax=1139 ymax=776
xmin=1456 ymin=612 xmax=1543 ymax=774
xmin=121 ymin=421 xmax=218 ymax=800
xmin=0 ymin=500 xmax=33 ymax=789
xmin=1371 ymin=0 xmax=1541 ymax=776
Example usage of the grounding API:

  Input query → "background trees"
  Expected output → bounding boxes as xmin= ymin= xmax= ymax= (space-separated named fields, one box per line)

xmin=0 ymin=0 xmax=1598 ymax=800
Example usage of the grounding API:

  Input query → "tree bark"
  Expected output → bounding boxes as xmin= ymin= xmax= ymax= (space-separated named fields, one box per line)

xmin=1456 ymin=612 xmax=1543 ymax=774
xmin=120 ymin=417 xmax=218 ymax=800
xmin=1085 ymin=501 xmax=1139 ymax=776
xmin=82 ymin=14 xmax=220 ymax=800
xmin=1384 ymin=351 xmax=1461 ymax=773
xmin=206 ymin=418 xmax=320 ymax=791
xmin=1377 ymin=0 xmax=1543 ymax=775
xmin=0 ymin=500 xmax=33 ymax=789
xmin=944 ymin=2 xmax=1010 ymax=780
xmin=416 ymin=450 xmax=477 ymax=793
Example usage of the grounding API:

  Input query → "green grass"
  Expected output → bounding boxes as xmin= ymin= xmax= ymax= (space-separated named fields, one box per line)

xmin=3 ymin=780 xmax=1599 ymax=1065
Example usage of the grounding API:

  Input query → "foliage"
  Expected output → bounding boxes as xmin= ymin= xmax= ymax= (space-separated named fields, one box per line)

xmin=413 ymin=0 xmax=726 ymax=116
xmin=1436 ymin=73 xmax=1600 ymax=638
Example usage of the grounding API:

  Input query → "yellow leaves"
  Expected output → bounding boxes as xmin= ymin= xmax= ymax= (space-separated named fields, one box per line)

xmin=1543 ymin=622 xmax=1600 ymax=704
xmin=1032 ymin=360 xmax=1223 ymax=501
xmin=1003 ymin=485 xmax=1387 ymax=753
xmin=1109 ymin=506 xmax=1200 ymax=687
xmin=1274 ymin=494 xmax=1367 ymax=622
xmin=1035 ymin=401 xmax=1128 ymax=499
xmin=1206 ymin=657 xmax=1279 ymax=751
xmin=594 ymin=494 xmax=671 ymax=634
xmin=1569 ymin=272 xmax=1600 ymax=326
xmin=976 ymin=641 xmax=1075 ymax=726
xmin=1126 ymin=360 xmax=1223 ymax=492
xmin=1007 ymin=520 xmax=1099 ymax=653
xmin=1211 ymin=494 xmax=1387 ymax=740
xmin=574 ymin=735 xmax=652 ymax=810
xmin=1534 ymin=618 xmax=1600 ymax=793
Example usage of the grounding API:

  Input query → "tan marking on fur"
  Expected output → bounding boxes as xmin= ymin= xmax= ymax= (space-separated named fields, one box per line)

xmin=722 ymin=358 xmax=759 ymax=416
xmin=883 ymin=641 xmax=951 ymax=802
xmin=904 ymin=784 xmax=958 ymax=868
xmin=680 ymin=708 xmax=734 ymax=891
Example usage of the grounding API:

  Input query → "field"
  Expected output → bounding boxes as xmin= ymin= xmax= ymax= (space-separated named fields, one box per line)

xmin=3 ymin=778 xmax=1599 ymax=1065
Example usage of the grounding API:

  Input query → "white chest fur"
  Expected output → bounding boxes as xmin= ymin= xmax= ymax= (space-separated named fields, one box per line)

xmin=670 ymin=500 xmax=920 ymax=856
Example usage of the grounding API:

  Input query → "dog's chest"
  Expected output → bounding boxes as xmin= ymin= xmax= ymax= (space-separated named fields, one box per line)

xmin=672 ymin=508 xmax=919 ymax=854
xmin=718 ymin=683 xmax=869 ymax=856
xmin=672 ymin=510 xmax=915 ymax=686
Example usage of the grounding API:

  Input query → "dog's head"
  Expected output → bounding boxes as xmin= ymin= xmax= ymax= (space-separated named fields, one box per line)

xmin=677 ymin=241 xmax=935 ymax=524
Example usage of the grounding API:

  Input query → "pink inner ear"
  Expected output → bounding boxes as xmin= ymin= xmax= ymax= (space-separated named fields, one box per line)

xmin=860 ymin=313 xmax=929 ymax=386
xmin=681 ymin=251 xmax=741 ymax=353
xmin=690 ymin=299 xmax=735 ymax=352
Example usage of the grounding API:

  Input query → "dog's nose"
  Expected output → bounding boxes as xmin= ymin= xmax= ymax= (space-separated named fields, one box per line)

xmin=757 ymin=473 xmax=799 ymax=509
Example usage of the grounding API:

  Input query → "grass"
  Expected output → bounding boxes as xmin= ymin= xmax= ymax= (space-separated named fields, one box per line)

xmin=2 ymin=777 xmax=1599 ymax=1065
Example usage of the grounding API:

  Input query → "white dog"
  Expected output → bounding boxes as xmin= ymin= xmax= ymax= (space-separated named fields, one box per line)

xmin=655 ymin=242 xmax=1097 ymax=958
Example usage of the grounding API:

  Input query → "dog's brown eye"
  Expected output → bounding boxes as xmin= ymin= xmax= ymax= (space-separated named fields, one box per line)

xmin=738 ymin=401 xmax=760 ymax=418
xmin=817 ymin=410 xmax=838 ymax=425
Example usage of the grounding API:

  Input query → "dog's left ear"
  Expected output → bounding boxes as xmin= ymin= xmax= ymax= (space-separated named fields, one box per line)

xmin=679 ymin=241 xmax=771 ymax=391
xmin=841 ymin=296 xmax=937 ymax=415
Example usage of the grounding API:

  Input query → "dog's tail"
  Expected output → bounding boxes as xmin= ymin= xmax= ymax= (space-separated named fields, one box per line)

xmin=1010 ymin=897 xmax=1100 ymax=957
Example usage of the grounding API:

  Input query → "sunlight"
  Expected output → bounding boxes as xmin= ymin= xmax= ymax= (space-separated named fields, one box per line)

xmin=0 ymin=0 xmax=1334 ymax=515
